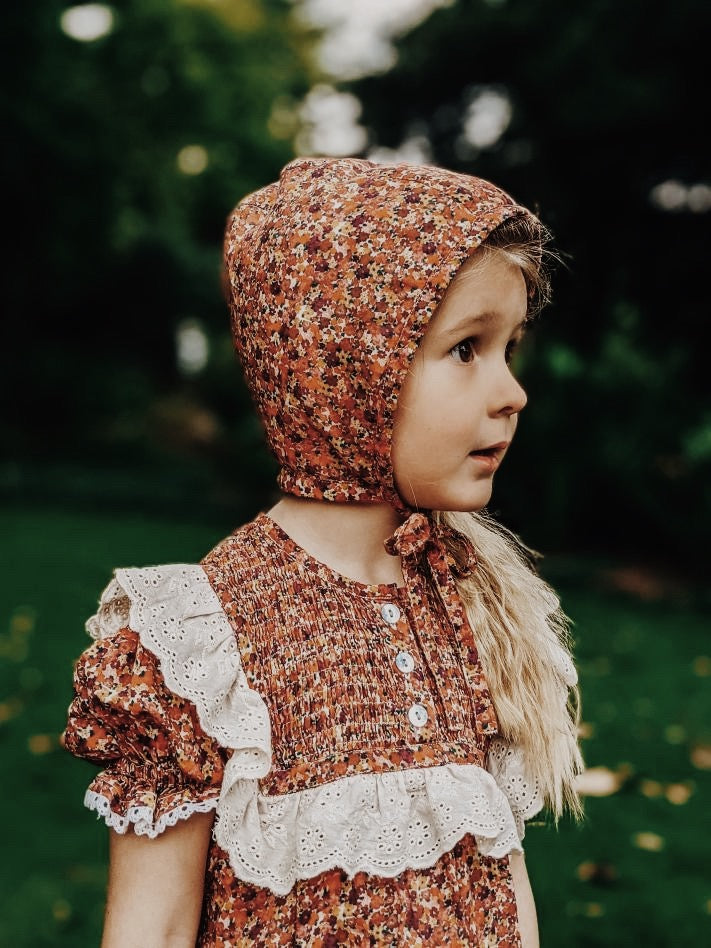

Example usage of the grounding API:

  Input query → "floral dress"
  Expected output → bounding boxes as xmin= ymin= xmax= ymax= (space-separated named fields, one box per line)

xmin=62 ymin=513 xmax=573 ymax=947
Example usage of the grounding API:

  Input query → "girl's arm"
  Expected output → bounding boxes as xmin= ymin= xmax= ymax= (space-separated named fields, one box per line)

xmin=510 ymin=851 xmax=540 ymax=948
xmin=101 ymin=811 xmax=215 ymax=948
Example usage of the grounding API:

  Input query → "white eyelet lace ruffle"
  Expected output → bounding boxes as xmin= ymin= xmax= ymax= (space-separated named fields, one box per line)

xmin=86 ymin=565 xmax=544 ymax=895
xmin=84 ymin=789 xmax=219 ymax=837
xmin=486 ymin=739 xmax=544 ymax=838
xmin=88 ymin=566 xmax=272 ymax=774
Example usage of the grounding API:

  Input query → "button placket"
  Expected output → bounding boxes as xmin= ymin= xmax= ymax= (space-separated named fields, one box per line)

xmin=379 ymin=601 xmax=415 ymax=677
xmin=379 ymin=599 xmax=431 ymax=734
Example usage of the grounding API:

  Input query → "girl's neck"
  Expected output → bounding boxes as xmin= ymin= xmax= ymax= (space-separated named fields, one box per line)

xmin=266 ymin=495 xmax=405 ymax=588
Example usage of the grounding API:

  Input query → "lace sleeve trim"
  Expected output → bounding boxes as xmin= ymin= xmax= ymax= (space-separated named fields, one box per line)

xmin=84 ymin=789 xmax=219 ymax=837
xmin=486 ymin=738 xmax=544 ymax=837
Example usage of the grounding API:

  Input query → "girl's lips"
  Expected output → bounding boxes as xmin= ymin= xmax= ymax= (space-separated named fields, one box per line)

xmin=468 ymin=441 xmax=509 ymax=473
xmin=468 ymin=452 xmax=501 ymax=473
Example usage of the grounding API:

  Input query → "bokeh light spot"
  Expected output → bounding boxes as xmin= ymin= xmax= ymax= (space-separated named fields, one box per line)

xmin=574 ymin=766 xmax=624 ymax=796
xmin=176 ymin=319 xmax=209 ymax=376
xmin=177 ymin=145 xmax=209 ymax=175
xmin=583 ymin=902 xmax=605 ymax=918
xmin=639 ymin=779 xmax=663 ymax=798
xmin=52 ymin=899 xmax=72 ymax=922
xmin=690 ymin=744 xmax=711 ymax=770
xmin=60 ymin=4 xmax=114 ymax=42
xmin=664 ymin=724 xmax=686 ymax=745
xmin=28 ymin=733 xmax=57 ymax=755
xmin=664 ymin=782 xmax=694 ymax=805
xmin=296 ymin=85 xmax=368 ymax=157
xmin=461 ymin=86 xmax=512 ymax=149
xmin=650 ymin=179 xmax=711 ymax=213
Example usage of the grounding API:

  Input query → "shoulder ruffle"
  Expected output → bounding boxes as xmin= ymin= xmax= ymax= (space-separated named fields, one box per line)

xmin=88 ymin=565 xmax=272 ymax=780
xmin=86 ymin=566 xmax=540 ymax=894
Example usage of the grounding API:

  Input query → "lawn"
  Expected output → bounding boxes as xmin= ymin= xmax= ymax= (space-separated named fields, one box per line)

xmin=1 ymin=504 xmax=709 ymax=946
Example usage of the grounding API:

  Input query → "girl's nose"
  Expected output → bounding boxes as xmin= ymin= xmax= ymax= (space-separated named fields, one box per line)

xmin=495 ymin=369 xmax=528 ymax=417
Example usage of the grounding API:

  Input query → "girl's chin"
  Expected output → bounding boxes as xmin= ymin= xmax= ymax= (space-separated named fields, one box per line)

xmin=406 ymin=485 xmax=493 ymax=513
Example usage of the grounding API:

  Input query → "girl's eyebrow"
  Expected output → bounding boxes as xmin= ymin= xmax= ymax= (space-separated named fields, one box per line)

xmin=440 ymin=311 xmax=527 ymax=338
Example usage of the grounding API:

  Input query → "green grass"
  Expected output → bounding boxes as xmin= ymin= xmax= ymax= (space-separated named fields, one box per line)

xmin=524 ymin=578 xmax=711 ymax=946
xmin=1 ymin=505 xmax=709 ymax=946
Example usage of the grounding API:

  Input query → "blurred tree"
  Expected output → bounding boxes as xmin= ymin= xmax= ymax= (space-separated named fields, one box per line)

xmin=2 ymin=0 xmax=311 ymax=515
xmin=2 ymin=0 xmax=708 ymax=564
xmin=345 ymin=0 xmax=710 ymax=563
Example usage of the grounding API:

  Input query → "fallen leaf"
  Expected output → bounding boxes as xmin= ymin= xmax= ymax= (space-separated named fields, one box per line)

xmin=639 ymin=779 xmax=664 ymax=799
xmin=665 ymin=782 xmax=694 ymax=805
xmin=576 ymin=861 xmax=618 ymax=884
xmin=52 ymin=900 xmax=72 ymax=922
xmin=11 ymin=608 xmax=36 ymax=635
xmin=575 ymin=766 xmax=624 ymax=796
xmin=601 ymin=566 xmax=682 ymax=601
xmin=632 ymin=831 xmax=665 ymax=852
xmin=576 ymin=861 xmax=596 ymax=881
xmin=0 ymin=698 xmax=23 ymax=724
xmin=690 ymin=744 xmax=711 ymax=770
xmin=583 ymin=902 xmax=605 ymax=918
xmin=28 ymin=733 xmax=56 ymax=755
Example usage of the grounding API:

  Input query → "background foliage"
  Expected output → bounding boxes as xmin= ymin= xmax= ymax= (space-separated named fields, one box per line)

xmin=2 ymin=0 xmax=709 ymax=565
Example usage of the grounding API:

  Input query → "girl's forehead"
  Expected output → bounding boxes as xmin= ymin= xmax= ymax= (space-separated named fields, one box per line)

xmin=428 ymin=254 xmax=527 ymax=328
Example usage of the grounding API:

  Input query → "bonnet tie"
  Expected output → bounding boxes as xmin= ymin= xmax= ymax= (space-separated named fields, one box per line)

xmin=384 ymin=513 xmax=498 ymax=743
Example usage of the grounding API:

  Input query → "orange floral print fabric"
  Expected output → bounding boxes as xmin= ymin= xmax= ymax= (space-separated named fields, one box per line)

xmin=201 ymin=514 xmax=498 ymax=796
xmin=200 ymin=834 xmax=520 ymax=946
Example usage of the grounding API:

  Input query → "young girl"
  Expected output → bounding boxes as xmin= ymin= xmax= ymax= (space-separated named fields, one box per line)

xmin=63 ymin=157 xmax=583 ymax=947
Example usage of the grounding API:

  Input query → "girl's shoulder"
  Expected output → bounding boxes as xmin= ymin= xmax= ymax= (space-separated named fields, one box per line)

xmin=200 ymin=510 xmax=299 ymax=581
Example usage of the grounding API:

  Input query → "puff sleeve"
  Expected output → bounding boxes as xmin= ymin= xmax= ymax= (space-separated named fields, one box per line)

xmin=63 ymin=626 xmax=225 ymax=836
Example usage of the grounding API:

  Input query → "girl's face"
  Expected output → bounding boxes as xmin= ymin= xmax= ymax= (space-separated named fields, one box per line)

xmin=392 ymin=250 xmax=528 ymax=512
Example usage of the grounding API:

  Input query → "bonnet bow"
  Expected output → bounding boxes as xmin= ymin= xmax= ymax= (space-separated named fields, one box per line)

xmin=384 ymin=512 xmax=478 ymax=579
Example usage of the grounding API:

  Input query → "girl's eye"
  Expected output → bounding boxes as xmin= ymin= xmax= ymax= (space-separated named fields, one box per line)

xmin=450 ymin=338 xmax=477 ymax=364
xmin=505 ymin=338 xmax=520 ymax=365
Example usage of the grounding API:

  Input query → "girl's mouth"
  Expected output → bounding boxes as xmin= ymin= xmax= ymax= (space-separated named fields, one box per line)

xmin=468 ymin=442 xmax=508 ymax=472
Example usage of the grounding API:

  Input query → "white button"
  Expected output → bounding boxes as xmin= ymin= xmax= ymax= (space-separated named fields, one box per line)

xmin=395 ymin=651 xmax=415 ymax=673
xmin=408 ymin=703 xmax=429 ymax=727
xmin=380 ymin=602 xmax=401 ymax=625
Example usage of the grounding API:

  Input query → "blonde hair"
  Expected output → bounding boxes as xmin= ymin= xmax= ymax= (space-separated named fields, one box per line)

xmin=436 ymin=216 xmax=584 ymax=820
